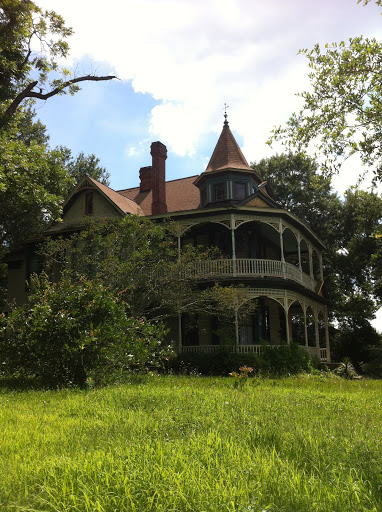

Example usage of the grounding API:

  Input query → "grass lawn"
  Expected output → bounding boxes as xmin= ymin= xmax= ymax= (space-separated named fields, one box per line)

xmin=0 ymin=375 xmax=381 ymax=511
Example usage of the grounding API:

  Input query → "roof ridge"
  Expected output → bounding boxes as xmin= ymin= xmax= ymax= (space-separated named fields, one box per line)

xmin=117 ymin=174 xmax=199 ymax=193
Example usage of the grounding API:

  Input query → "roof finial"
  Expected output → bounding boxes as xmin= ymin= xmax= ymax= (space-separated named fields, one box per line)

xmin=223 ymin=103 xmax=229 ymax=125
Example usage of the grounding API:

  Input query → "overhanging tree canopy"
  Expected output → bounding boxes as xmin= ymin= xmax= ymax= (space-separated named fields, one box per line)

xmin=0 ymin=0 xmax=117 ymax=120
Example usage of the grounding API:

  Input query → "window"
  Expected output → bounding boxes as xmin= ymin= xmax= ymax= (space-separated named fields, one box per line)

xmin=85 ymin=192 xmax=93 ymax=215
xmin=213 ymin=182 xmax=225 ymax=201
xmin=234 ymin=182 xmax=246 ymax=200
xmin=201 ymin=186 xmax=208 ymax=206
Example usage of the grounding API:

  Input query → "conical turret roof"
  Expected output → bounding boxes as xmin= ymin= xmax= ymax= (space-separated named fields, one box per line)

xmin=205 ymin=120 xmax=252 ymax=172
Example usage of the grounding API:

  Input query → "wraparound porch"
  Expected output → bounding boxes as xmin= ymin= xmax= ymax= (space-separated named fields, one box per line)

xmin=180 ymin=344 xmax=328 ymax=362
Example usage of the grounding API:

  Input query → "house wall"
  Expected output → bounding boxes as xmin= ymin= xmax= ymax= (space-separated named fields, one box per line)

xmin=64 ymin=191 xmax=121 ymax=224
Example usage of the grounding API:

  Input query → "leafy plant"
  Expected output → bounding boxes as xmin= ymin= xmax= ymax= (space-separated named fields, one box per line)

xmin=0 ymin=273 xmax=170 ymax=387
xmin=333 ymin=357 xmax=360 ymax=379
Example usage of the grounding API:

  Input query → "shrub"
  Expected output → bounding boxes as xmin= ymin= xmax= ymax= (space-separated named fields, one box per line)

xmin=0 ymin=274 xmax=170 ymax=387
xmin=167 ymin=343 xmax=311 ymax=376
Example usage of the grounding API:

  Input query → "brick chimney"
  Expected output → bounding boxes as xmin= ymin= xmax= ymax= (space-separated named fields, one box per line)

xmin=150 ymin=141 xmax=167 ymax=214
xmin=139 ymin=166 xmax=152 ymax=192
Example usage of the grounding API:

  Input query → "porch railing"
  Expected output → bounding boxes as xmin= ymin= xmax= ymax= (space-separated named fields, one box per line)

xmin=181 ymin=344 xmax=328 ymax=362
xmin=187 ymin=258 xmax=317 ymax=292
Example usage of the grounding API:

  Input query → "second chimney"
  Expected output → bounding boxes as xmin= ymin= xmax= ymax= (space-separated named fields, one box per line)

xmin=150 ymin=141 xmax=167 ymax=215
xmin=139 ymin=166 xmax=152 ymax=192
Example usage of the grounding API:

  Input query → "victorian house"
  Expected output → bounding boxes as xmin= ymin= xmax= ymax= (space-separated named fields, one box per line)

xmin=6 ymin=119 xmax=331 ymax=362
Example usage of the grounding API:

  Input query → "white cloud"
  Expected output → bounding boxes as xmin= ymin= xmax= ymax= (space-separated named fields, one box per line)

xmin=37 ymin=0 xmax=382 ymax=162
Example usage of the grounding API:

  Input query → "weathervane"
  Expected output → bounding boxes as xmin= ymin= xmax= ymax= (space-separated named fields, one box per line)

xmin=223 ymin=103 xmax=230 ymax=125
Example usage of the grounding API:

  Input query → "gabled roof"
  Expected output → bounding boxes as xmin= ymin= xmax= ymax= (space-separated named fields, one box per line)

xmin=64 ymin=175 xmax=143 ymax=216
xmin=205 ymin=121 xmax=252 ymax=172
xmin=119 ymin=175 xmax=200 ymax=216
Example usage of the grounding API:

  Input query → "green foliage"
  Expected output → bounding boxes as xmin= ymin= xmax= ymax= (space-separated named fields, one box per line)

xmin=40 ymin=216 xmax=244 ymax=322
xmin=251 ymin=153 xmax=341 ymax=239
xmin=168 ymin=344 xmax=311 ymax=376
xmin=0 ymin=273 xmax=169 ymax=387
xmin=269 ymin=29 xmax=382 ymax=181
xmin=360 ymin=343 xmax=382 ymax=377
xmin=0 ymin=0 xmax=115 ymax=120
xmin=331 ymin=321 xmax=382 ymax=370
xmin=0 ymin=118 xmax=73 ymax=250
xmin=55 ymin=145 xmax=110 ymax=190
xmin=333 ymin=357 xmax=360 ymax=379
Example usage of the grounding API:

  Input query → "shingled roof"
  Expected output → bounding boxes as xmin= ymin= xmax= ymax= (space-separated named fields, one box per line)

xmin=205 ymin=121 xmax=252 ymax=172
xmin=87 ymin=177 xmax=143 ymax=216
xmin=119 ymin=175 xmax=200 ymax=216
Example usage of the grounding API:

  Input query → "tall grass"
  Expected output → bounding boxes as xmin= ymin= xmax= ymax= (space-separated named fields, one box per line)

xmin=0 ymin=375 xmax=381 ymax=511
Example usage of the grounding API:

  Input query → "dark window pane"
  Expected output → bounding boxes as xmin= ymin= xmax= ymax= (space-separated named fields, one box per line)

xmin=234 ymin=182 xmax=246 ymax=200
xmin=213 ymin=183 xmax=225 ymax=201
xmin=85 ymin=192 xmax=93 ymax=215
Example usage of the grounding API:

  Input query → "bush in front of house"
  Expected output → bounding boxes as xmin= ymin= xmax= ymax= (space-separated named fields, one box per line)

xmin=167 ymin=343 xmax=312 ymax=376
xmin=0 ymin=273 xmax=170 ymax=387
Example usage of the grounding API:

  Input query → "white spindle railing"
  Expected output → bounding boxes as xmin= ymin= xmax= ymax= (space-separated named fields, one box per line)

xmin=187 ymin=259 xmax=316 ymax=291
xmin=181 ymin=344 xmax=328 ymax=361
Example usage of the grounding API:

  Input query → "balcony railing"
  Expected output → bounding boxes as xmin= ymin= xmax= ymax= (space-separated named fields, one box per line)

xmin=181 ymin=344 xmax=327 ymax=362
xmin=187 ymin=258 xmax=317 ymax=292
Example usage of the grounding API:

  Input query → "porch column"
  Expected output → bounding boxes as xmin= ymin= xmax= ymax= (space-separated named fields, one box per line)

xmin=303 ymin=303 xmax=308 ymax=347
xmin=314 ymin=310 xmax=320 ymax=359
xmin=298 ymin=235 xmax=302 ymax=271
xmin=230 ymin=214 xmax=236 ymax=275
xmin=177 ymin=235 xmax=181 ymax=260
xmin=308 ymin=244 xmax=314 ymax=280
xmin=279 ymin=220 xmax=285 ymax=279
xmin=319 ymin=253 xmax=324 ymax=281
xmin=324 ymin=309 xmax=331 ymax=363
xmin=178 ymin=313 xmax=182 ymax=353
xmin=284 ymin=293 xmax=290 ymax=345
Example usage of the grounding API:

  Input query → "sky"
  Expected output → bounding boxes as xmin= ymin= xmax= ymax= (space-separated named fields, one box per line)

xmin=33 ymin=0 xmax=382 ymax=329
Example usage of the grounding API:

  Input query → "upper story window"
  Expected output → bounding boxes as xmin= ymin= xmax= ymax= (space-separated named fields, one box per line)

xmin=201 ymin=186 xmax=208 ymax=206
xmin=234 ymin=182 xmax=246 ymax=200
xmin=85 ymin=192 xmax=93 ymax=215
xmin=213 ymin=183 xmax=225 ymax=202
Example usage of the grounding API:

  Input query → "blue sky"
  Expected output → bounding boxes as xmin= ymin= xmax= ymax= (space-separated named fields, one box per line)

xmin=33 ymin=0 xmax=382 ymax=328
xmin=35 ymin=0 xmax=382 ymax=193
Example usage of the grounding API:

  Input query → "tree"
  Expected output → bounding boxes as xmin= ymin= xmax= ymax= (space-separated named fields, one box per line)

xmin=56 ymin=146 xmax=110 ymax=189
xmin=0 ymin=118 xmax=73 ymax=251
xmin=40 ymin=216 xmax=240 ymax=323
xmin=251 ymin=153 xmax=342 ymax=238
xmin=0 ymin=0 xmax=116 ymax=121
xmin=269 ymin=35 xmax=382 ymax=182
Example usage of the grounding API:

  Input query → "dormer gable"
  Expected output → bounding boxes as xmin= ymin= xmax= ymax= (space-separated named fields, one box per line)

xmin=45 ymin=176 xmax=143 ymax=234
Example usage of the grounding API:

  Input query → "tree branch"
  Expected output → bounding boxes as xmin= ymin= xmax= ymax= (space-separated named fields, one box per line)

xmin=5 ymin=75 xmax=118 ymax=117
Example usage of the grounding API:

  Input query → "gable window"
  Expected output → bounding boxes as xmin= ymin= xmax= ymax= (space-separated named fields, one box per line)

xmin=85 ymin=192 xmax=93 ymax=215
xmin=213 ymin=182 xmax=225 ymax=202
xmin=234 ymin=182 xmax=246 ymax=200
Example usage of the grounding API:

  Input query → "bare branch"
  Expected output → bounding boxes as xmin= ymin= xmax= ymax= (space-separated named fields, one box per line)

xmin=5 ymin=75 xmax=118 ymax=117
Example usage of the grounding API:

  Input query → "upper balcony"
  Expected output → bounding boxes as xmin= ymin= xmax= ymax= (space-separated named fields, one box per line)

xmin=179 ymin=217 xmax=324 ymax=295
xmin=187 ymin=258 xmax=320 ymax=293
